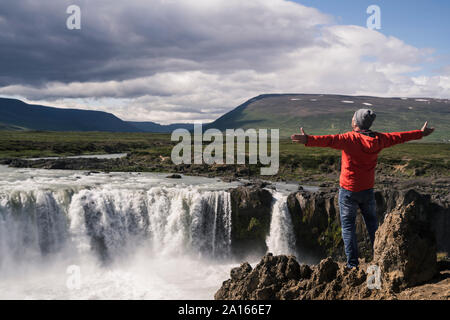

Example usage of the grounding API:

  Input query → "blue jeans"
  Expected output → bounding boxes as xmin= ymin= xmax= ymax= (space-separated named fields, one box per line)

xmin=338 ymin=187 xmax=378 ymax=268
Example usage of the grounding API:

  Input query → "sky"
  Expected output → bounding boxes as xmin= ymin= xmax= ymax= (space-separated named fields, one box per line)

xmin=0 ymin=0 xmax=449 ymax=124
xmin=293 ymin=0 xmax=450 ymax=75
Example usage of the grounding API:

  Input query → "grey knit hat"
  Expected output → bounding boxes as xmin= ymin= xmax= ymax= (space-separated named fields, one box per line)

xmin=353 ymin=108 xmax=376 ymax=130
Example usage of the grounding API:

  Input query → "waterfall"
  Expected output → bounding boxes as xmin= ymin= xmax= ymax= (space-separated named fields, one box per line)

xmin=0 ymin=167 xmax=305 ymax=299
xmin=0 ymin=186 xmax=233 ymax=270
xmin=0 ymin=190 xmax=71 ymax=271
xmin=0 ymin=183 xmax=299 ymax=269
xmin=266 ymin=192 xmax=296 ymax=256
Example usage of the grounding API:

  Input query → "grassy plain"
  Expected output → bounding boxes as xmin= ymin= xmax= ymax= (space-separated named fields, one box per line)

xmin=0 ymin=131 xmax=448 ymax=182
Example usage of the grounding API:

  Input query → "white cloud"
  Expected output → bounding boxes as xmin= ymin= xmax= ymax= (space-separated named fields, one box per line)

xmin=0 ymin=0 xmax=449 ymax=123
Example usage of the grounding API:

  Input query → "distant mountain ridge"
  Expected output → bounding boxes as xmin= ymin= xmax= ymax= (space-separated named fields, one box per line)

xmin=0 ymin=98 xmax=192 ymax=133
xmin=0 ymin=98 xmax=139 ymax=132
xmin=205 ymin=94 xmax=450 ymax=142
xmin=127 ymin=121 xmax=194 ymax=133
xmin=1 ymin=95 xmax=449 ymax=142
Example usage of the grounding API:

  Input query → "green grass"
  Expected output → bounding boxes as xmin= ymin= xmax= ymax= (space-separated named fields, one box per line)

xmin=277 ymin=139 xmax=450 ymax=180
xmin=0 ymin=131 xmax=448 ymax=180
xmin=0 ymin=131 xmax=171 ymax=158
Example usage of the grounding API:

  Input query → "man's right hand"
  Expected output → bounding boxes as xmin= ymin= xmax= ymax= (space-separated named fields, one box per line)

xmin=291 ymin=127 xmax=308 ymax=144
xmin=421 ymin=121 xmax=435 ymax=137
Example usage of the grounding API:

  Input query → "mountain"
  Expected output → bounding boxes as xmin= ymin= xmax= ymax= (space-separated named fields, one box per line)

xmin=0 ymin=98 xmax=140 ymax=132
xmin=205 ymin=94 xmax=450 ymax=142
xmin=127 ymin=121 xmax=194 ymax=133
xmin=1 ymin=95 xmax=449 ymax=141
xmin=0 ymin=98 xmax=195 ymax=133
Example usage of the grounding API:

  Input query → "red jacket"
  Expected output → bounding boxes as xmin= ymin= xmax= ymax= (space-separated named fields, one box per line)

xmin=305 ymin=130 xmax=423 ymax=192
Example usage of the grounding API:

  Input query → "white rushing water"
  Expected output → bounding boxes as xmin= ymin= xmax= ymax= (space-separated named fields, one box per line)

xmin=266 ymin=192 xmax=297 ymax=256
xmin=0 ymin=165 xmax=300 ymax=299
xmin=26 ymin=153 xmax=128 ymax=161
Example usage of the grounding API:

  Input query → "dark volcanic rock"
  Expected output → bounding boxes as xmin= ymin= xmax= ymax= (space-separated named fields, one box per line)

xmin=215 ymin=254 xmax=381 ymax=300
xmin=5 ymin=158 xmax=120 ymax=171
xmin=243 ymin=180 xmax=274 ymax=189
xmin=215 ymin=253 xmax=301 ymax=300
xmin=299 ymin=264 xmax=313 ymax=279
xmin=216 ymin=191 xmax=441 ymax=300
xmin=0 ymin=158 xmax=13 ymax=165
xmin=315 ymin=257 xmax=338 ymax=284
xmin=230 ymin=262 xmax=252 ymax=281
xmin=166 ymin=174 xmax=182 ymax=179
xmin=286 ymin=188 xmax=449 ymax=264
xmin=373 ymin=190 xmax=438 ymax=292
xmin=228 ymin=186 xmax=273 ymax=258
xmin=286 ymin=190 xmax=341 ymax=261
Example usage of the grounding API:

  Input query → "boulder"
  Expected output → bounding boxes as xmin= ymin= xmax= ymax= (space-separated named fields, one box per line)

xmin=214 ymin=253 xmax=301 ymax=300
xmin=230 ymin=262 xmax=252 ymax=281
xmin=165 ymin=174 xmax=182 ymax=179
xmin=315 ymin=257 xmax=338 ymax=284
xmin=215 ymin=254 xmax=380 ymax=300
xmin=373 ymin=190 xmax=438 ymax=292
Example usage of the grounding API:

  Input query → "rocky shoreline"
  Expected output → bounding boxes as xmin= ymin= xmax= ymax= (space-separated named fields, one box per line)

xmin=215 ymin=193 xmax=449 ymax=300
xmin=228 ymin=184 xmax=449 ymax=263
xmin=2 ymin=154 xmax=449 ymax=194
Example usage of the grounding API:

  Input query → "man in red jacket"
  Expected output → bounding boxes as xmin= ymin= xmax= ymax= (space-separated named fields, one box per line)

xmin=291 ymin=109 xmax=435 ymax=268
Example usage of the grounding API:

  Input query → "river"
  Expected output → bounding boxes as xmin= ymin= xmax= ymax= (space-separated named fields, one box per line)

xmin=0 ymin=164 xmax=307 ymax=299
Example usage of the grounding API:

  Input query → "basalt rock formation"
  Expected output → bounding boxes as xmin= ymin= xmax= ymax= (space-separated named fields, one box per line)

xmin=214 ymin=253 xmax=388 ymax=300
xmin=228 ymin=185 xmax=274 ymax=258
xmin=226 ymin=185 xmax=448 ymax=263
xmin=215 ymin=192 xmax=443 ymax=300
xmin=286 ymin=188 xmax=449 ymax=263
xmin=373 ymin=194 xmax=439 ymax=292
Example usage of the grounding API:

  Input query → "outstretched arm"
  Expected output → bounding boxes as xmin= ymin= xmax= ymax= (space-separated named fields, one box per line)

xmin=380 ymin=121 xmax=434 ymax=148
xmin=291 ymin=127 xmax=349 ymax=150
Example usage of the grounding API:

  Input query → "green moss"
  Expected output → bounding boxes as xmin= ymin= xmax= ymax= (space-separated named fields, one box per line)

xmin=437 ymin=252 xmax=448 ymax=261
xmin=318 ymin=217 xmax=343 ymax=256
xmin=247 ymin=217 xmax=263 ymax=236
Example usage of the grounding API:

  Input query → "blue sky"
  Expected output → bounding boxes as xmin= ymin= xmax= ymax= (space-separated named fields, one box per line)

xmin=294 ymin=0 xmax=450 ymax=76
